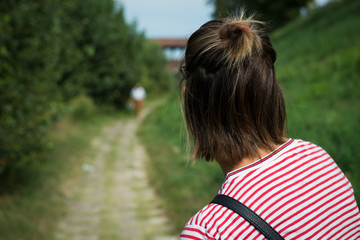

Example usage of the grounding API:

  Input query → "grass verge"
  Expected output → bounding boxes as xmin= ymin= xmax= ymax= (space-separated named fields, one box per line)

xmin=0 ymin=107 xmax=128 ymax=240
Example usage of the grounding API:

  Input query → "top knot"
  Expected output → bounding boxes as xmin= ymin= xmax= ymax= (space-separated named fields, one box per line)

xmin=219 ymin=21 xmax=262 ymax=64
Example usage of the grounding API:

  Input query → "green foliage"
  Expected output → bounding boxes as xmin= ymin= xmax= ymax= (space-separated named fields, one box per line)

xmin=208 ymin=0 xmax=313 ymax=29
xmin=138 ymin=40 xmax=173 ymax=94
xmin=272 ymin=0 xmax=360 ymax=196
xmin=68 ymin=94 xmax=96 ymax=121
xmin=76 ymin=2 xmax=140 ymax=107
xmin=0 ymin=0 xmax=169 ymax=173
xmin=53 ymin=0 xmax=170 ymax=107
xmin=0 ymin=0 xmax=66 ymax=172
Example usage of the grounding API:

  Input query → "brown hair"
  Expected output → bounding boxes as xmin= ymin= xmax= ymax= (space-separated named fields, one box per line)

xmin=180 ymin=14 xmax=287 ymax=168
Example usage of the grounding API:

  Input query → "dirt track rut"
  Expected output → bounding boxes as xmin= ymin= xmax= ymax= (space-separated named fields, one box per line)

xmin=55 ymin=106 xmax=178 ymax=240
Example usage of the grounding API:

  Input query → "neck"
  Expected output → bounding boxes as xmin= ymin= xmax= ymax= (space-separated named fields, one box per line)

xmin=219 ymin=143 xmax=285 ymax=175
xmin=219 ymin=157 xmax=255 ymax=175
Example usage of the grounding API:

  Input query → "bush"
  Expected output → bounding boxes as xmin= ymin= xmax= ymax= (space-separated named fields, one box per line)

xmin=0 ymin=0 xmax=65 ymax=173
xmin=68 ymin=94 xmax=96 ymax=120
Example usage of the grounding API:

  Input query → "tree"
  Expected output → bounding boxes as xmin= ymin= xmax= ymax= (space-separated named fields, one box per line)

xmin=208 ymin=0 xmax=314 ymax=29
xmin=0 ymin=0 xmax=170 ymax=175
xmin=75 ymin=1 xmax=145 ymax=108
xmin=136 ymin=38 xmax=172 ymax=94
xmin=0 ymin=0 xmax=65 ymax=173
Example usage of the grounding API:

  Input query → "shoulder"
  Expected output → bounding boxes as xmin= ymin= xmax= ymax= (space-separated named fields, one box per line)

xmin=180 ymin=203 xmax=253 ymax=239
xmin=292 ymin=138 xmax=325 ymax=150
xmin=180 ymin=224 xmax=216 ymax=240
xmin=282 ymin=138 xmax=332 ymax=160
xmin=180 ymin=204 xmax=221 ymax=239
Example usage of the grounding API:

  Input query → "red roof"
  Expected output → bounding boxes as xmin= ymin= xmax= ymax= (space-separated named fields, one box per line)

xmin=151 ymin=38 xmax=188 ymax=48
xmin=167 ymin=60 xmax=182 ymax=71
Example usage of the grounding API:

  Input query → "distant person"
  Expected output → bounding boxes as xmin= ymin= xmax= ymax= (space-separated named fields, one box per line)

xmin=130 ymin=83 xmax=146 ymax=117
xmin=179 ymin=13 xmax=360 ymax=239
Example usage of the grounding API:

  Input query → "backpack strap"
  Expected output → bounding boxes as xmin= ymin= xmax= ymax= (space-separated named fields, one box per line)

xmin=211 ymin=194 xmax=284 ymax=240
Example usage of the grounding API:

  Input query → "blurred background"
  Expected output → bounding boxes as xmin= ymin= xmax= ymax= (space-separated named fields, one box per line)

xmin=0 ymin=0 xmax=359 ymax=239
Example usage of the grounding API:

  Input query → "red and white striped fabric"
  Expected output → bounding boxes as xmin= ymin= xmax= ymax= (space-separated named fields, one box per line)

xmin=180 ymin=139 xmax=360 ymax=239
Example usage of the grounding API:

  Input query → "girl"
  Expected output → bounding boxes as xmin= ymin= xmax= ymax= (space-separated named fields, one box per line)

xmin=179 ymin=13 xmax=360 ymax=240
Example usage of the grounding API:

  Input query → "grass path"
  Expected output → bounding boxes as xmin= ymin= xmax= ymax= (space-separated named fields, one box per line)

xmin=54 ymin=103 xmax=178 ymax=240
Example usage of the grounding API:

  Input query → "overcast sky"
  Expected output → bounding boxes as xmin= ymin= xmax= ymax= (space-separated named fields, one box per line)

xmin=117 ymin=0 xmax=330 ymax=39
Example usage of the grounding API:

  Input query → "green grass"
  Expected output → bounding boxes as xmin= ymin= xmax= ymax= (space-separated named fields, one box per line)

xmin=138 ymin=0 xmax=360 ymax=234
xmin=273 ymin=0 xmax=360 ymax=192
xmin=0 ymin=106 xmax=129 ymax=240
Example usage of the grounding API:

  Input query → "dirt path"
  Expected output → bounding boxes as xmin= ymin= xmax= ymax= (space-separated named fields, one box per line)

xmin=55 ymin=105 xmax=178 ymax=240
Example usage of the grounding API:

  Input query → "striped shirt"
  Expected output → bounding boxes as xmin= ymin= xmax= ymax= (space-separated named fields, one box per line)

xmin=180 ymin=139 xmax=360 ymax=239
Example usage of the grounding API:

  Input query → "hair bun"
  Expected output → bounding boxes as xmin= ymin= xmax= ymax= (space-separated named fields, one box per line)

xmin=219 ymin=22 xmax=262 ymax=62
xmin=219 ymin=24 xmax=245 ymax=40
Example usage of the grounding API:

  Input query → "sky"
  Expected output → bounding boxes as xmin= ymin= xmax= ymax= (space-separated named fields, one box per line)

xmin=117 ymin=0 xmax=214 ymax=39
xmin=117 ymin=0 xmax=331 ymax=39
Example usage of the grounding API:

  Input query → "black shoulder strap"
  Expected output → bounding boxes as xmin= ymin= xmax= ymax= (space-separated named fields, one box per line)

xmin=211 ymin=194 xmax=284 ymax=240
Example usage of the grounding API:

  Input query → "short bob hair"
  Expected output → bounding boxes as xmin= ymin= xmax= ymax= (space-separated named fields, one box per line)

xmin=180 ymin=13 xmax=287 ymax=167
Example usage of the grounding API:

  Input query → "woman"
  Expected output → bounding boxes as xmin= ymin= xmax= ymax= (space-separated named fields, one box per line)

xmin=179 ymin=13 xmax=360 ymax=239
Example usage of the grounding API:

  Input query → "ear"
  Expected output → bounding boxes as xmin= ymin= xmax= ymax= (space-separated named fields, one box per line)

xmin=183 ymin=83 xmax=186 ymax=98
